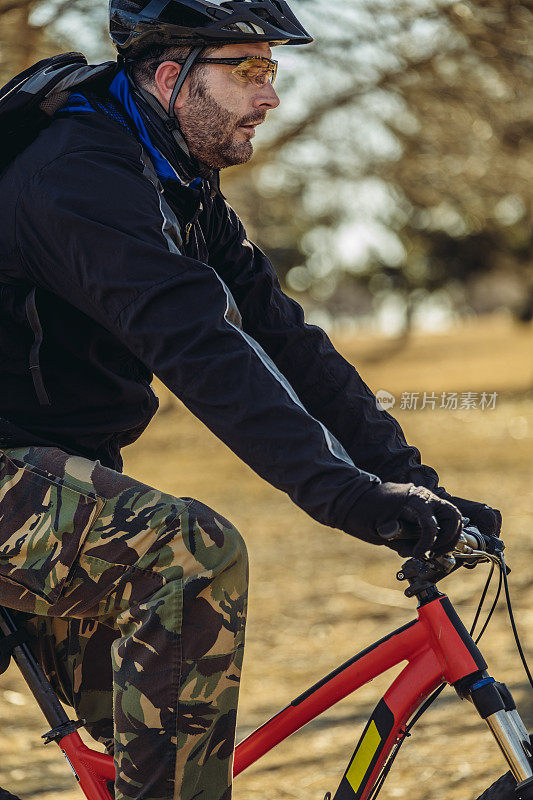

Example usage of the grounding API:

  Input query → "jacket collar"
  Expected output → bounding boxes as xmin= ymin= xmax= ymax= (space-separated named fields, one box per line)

xmin=108 ymin=69 xmax=217 ymax=189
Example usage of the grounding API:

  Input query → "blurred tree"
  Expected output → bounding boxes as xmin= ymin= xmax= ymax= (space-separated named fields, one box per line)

xmin=223 ymin=0 xmax=533 ymax=328
xmin=1 ymin=0 xmax=49 ymax=80
xmin=0 ymin=0 xmax=112 ymax=83
xmin=222 ymin=0 xmax=456 ymax=326
xmin=381 ymin=0 xmax=533 ymax=323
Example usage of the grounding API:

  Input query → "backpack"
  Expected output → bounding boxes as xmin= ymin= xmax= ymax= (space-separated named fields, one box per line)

xmin=0 ymin=52 xmax=121 ymax=405
xmin=0 ymin=51 xmax=118 ymax=175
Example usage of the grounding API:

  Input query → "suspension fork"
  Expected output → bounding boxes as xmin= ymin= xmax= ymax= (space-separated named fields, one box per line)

xmin=455 ymin=673 xmax=533 ymax=798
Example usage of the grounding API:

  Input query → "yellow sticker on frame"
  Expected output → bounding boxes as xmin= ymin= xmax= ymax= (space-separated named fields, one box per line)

xmin=345 ymin=720 xmax=381 ymax=794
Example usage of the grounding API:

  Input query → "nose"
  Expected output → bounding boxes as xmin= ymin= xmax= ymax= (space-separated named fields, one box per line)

xmin=254 ymin=81 xmax=280 ymax=110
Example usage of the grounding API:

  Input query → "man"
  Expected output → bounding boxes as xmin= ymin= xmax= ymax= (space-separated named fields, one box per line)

xmin=0 ymin=1 xmax=501 ymax=799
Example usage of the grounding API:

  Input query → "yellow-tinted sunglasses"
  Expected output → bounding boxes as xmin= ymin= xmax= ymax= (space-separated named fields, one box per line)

xmin=178 ymin=56 xmax=278 ymax=86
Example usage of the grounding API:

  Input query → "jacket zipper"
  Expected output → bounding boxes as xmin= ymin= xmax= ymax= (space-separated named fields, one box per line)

xmin=184 ymin=203 xmax=203 ymax=247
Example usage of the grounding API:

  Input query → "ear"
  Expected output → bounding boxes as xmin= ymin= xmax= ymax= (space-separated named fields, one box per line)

xmin=154 ymin=61 xmax=188 ymax=111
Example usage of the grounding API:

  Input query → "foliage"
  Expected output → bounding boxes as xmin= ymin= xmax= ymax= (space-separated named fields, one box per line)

xmin=382 ymin=1 xmax=533 ymax=322
xmin=223 ymin=0 xmax=533 ymax=325
xmin=0 ymin=0 xmax=111 ymax=83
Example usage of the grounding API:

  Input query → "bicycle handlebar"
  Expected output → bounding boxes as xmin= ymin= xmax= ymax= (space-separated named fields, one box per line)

xmin=377 ymin=518 xmax=507 ymax=599
xmin=377 ymin=518 xmax=504 ymax=563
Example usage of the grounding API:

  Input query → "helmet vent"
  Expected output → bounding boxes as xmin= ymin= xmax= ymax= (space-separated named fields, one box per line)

xmin=224 ymin=20 xmax=265 ymax=34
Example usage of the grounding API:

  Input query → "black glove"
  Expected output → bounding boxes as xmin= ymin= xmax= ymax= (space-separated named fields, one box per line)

xmin=342 ymin=483 xmax=462 ymax=558
xmin=396 ymin=486 xmax=463 ymax=558
xmin=434 ymin=489 xmax=502 ymax=538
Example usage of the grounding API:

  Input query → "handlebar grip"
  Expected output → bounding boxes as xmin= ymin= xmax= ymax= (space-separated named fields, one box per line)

xmin=376 ymin=521 xmax=403 ymax=542
xmin=377 ymin=519 xmax=499 ymax=552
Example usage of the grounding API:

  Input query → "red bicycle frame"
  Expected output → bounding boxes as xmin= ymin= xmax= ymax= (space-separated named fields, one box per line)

xmin=52 ymin=592 xmax=484 ymax=800
xmin=233 ymin=594 xmax=486 ymax=799
xmin=6 ymin=589 xmax=532 ymax=800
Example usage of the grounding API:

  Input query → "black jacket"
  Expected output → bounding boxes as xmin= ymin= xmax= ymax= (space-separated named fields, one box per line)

xmin=0 ymin=90 xmax=438 ymax=538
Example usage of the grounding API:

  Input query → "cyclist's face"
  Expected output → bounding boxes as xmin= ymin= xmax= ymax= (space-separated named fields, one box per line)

xmin=155 ymin=43 xmax=281 ymax=169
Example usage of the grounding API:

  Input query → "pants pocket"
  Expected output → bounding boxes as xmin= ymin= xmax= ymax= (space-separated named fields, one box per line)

xmin=0 ymin=452 xmax=103 ymax=604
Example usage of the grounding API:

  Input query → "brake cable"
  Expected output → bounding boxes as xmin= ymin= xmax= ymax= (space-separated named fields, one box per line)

xmin=500 ymin=552 xmax=533 ymax=691
xmin=470 ymin=562 xmax=495 ymax=637
xmin=472 ymin=562 xmax=503 ymax=645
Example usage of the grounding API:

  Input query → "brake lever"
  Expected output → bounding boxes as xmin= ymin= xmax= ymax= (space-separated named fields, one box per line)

xmin=377 ymin=520 xmax=504 ymax=558
xmin=460 ymin=523 xmax=505 ymax=556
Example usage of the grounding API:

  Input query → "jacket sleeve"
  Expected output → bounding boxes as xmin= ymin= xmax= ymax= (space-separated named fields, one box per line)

xmin=15 ymin=146 xmax=393 ymax=540
xmin=207 ymin=194 xmax=440 ymax=490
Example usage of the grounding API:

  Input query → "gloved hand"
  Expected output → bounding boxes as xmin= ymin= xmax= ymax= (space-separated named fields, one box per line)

xmin=433 ymin=489 xmax=502 ymax=538
xmin=342 ymin=483 xmax=463 ymax=558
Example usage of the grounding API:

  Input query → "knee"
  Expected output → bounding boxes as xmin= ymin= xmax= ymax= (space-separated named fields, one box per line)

xmin=183 ymin=499 xmax=248 ymax=582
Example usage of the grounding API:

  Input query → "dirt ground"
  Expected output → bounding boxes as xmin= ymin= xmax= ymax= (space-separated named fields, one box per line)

xmin=0 ymin=315 xmax=532 ymax=800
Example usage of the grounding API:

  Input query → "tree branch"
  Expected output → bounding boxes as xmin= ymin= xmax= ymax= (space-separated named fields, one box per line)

xmin=0 ymin=0 xmax=35 ymax=17
xmin=251 ymin=52 xmax=446 ymax=168
xmin=42 ymin=0 xmax=91 ymax=28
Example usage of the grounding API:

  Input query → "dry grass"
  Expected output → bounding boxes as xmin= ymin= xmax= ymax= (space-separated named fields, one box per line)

xmin=1 ymin=315 xmax=533 ymax=800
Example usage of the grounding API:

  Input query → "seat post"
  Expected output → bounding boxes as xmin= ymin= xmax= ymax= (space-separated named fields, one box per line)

xmin=0 ymin=606 xmax=70 ymax=730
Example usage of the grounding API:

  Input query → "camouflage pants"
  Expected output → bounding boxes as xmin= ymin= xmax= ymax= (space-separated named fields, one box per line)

xmin=0 ymin=447 xmax=248 ymax=800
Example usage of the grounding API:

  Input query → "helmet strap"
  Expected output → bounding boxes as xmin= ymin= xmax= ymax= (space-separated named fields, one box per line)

xmin=133 ymin=83 xmax=191 ymax=155
xmin=126 ymin=44 xmax=204 ymax=158
xmin=168 ymin=45 xmax=204 ymax=119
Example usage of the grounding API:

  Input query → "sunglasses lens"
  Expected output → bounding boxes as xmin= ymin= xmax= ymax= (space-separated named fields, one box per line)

xmin=232 ymin=58 xmax=277 ymax=86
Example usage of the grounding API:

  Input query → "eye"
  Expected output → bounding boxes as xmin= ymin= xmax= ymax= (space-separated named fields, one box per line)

xmin=232 ymin=59 xmax=276 ymax=85
xmin=232 ymin=65 xmax=251 ymax=82
xmin=246 ymin=66 xmax=269 ymax=83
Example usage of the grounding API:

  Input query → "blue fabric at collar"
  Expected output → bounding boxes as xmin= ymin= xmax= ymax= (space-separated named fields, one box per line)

xmin=109 ymin=70 xmax=179 ymax=184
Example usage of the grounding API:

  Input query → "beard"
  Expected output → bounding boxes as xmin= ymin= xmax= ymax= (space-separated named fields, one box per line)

xmin=177 ymin=75 xmax=264 ymax=169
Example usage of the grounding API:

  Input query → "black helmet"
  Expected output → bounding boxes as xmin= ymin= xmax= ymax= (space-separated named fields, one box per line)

xmin=110 ymin=0 xmax=313 ymax=56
